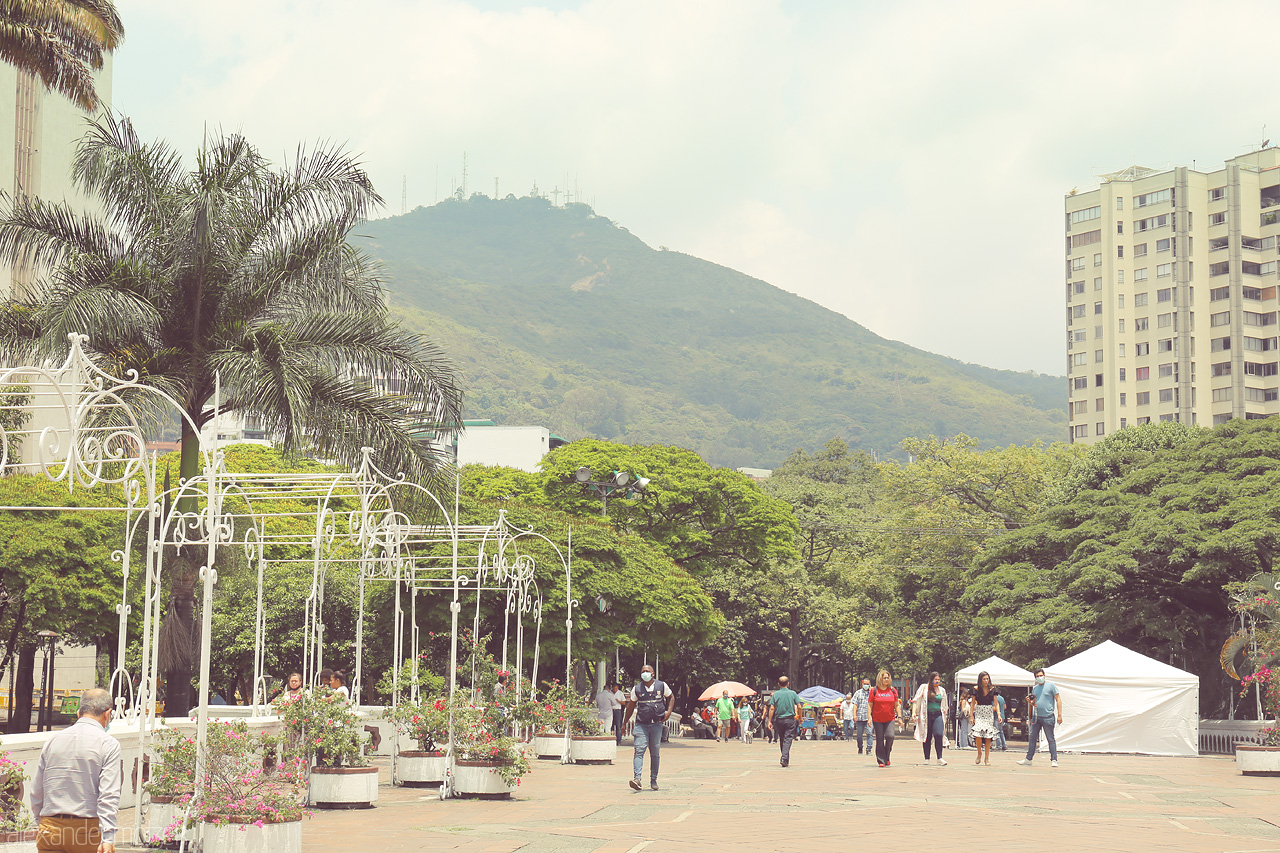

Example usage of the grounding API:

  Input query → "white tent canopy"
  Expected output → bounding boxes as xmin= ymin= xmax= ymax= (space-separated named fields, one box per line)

xmin=955 ymin=655 xmax=1035 ymax=688
xmin=1044 ymin=640 xmax=1199 ymax=757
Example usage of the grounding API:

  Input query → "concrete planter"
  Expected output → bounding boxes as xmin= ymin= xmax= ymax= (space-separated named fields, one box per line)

xmin=570 ymin=736 xmax=617 ymax=764
xmin=397 ymin=750 xmax=446 ymax=787
xmin=141 ymin=795 xmax=196 ymax=845
xmin=309 ymin=765 xmax=379 ymax=809
xmin=0 ymin=830 xmax=37 ymax=853
xmin=200 ymin=819 xmax=302 ymax=853
xmin=1236 ymin=744 xmax=1280 ymax=776
xmin=533 ymin=732 xmax=567 ymax=759
xmin=452 ymin=760 xmax=516 ymax=798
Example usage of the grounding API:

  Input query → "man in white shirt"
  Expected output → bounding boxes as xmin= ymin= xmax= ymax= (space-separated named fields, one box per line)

xmin=611 ymin=683 xmax=626 ymax=745
xmin=840 ymin=692 xmax=856 ymax=741
xmin=31 ymin=688 xmax=121 ymax=853
xmin=595 ymin=685 xmax=615 ymax=734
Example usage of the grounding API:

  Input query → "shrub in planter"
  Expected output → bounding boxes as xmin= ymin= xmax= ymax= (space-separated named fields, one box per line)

xmin=274 ymin=687 xmax=368 ymax=768
xmin=384 ymin=696 xmax=449 ymax=753
xmin=452 ymin=699 xmax=531 ymax=789
xmin=140 ymin=729 xmax=196 ymax=845
xmin=0 ymin=742 xmax=34 ymax=846
xmin=196 ymin=721 xmax=308 ymax=827
xmin=531 ymin=682 xmax=606 ymax=737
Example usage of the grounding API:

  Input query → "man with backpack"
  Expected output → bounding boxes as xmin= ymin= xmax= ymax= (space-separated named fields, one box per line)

xmin=622 ymin=664 xmax=674 ymax=791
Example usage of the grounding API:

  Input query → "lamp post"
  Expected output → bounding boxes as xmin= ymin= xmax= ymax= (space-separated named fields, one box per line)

xmin=573 ymin=468 xmax=649 ymax=517
xmin=36 ymin=630 xmax=58 ymax=732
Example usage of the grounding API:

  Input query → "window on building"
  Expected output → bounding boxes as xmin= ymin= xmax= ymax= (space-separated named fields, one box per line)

xmin=1212 ymin=361 xmax=1232 ymax=377
xmin=1116 ymin=198 xmax=1124 ymax=210
xmin=1073 ymin=376 xmax=1088 ymax=390
xmin=1120 ymin=417 xmax=1128 ymax=428
xmin=1070 ymin=206 xmax=1102 ymax=225
xmin=1134 ymin=243 xmax=1148 ymax=257
xmin=1074 ymin=329 xmax=1087 ymax=342
xmin=1072 ymin=281 xmax=1086 ymax=295
xmin=1210 ymin=211 xmax=1228 ymax=226
xmin=1094 ymin=277 xmax=1103 ymax=291
xmin=1210 ymin=286 xmax=1230 ymax=301
xmin=1135 ymin=268 xmax=1149 ymax=282
xmin=1244 ymin=361 xmax=1279 ymax=376
xmin=1157 ymin=263 xmax=1172 ymax=277
xmin=1135 ymin=292 xmax=1149 ymax=307
xmin=1158 ymin=388 xmax=1175 ymax=403
xmin=1119 ymin=393 xmax=1127 ymax=406
xmin=1210 ymin=187 xmax=1226 ymax=201
xmin=1095 ymin=302 xmax=1103 ymax=315
xmin=1244 ymin=311 xmax=1277 ymax=327
xmin=1157 ymin=313 xmax=1173 ymax=328
xmin=1244 ymin=261 xmax=1266 ymax=276
xmin=1118 ymin=294 xmax=1125 ymax=308
xmin=1244 ymin=286 xmax=1263 ymax=300
xmin=1160 ymin=413 xmax=1178 ymax=422
xmin=1095 ymin=372 xmax=1104 ymax=385
xmin=1072 ymin=304 xmax=1087 ymax=319
xmin=1210 ymin=261 xmax=1230 ymax=277
xmin=1135 ymin=189 xmax=1172 ymax=208
xmin=1135 ymin=317 xmax=1150 ymax=331
xmin=1095 ymin=325 xmax=1103 ymax=339
xmin=1158 ymin=363 xmax=1175 ymax=378
xmin=1117 ymin=319 xmax=1125 ymax=333
xmin=1071 ymin=257 xmax=1087 ymax=272
xmin=1136 ymin=366 xmax=1150 ymax=380
xmin=1212 ymin=336 xmax=1231 ymax=352
xmin=1244 ymin=336 xmax=1278 ymax=351
xmin=1072 ymin=400 xmax=1088 ymax=415
xmin=1210 ymin=311 xmax=1231 ymax=327
xmin=1214 ymin=387 xmax=1234 ymax=402
xmin=1117 ymin=221 xmax=1124 ymax=234
xmin=1136 ymin=391 xmax=1151 ymax=405
xmin=1096 ymin=422 xmax=1105 ymax=435
xmin=1117 ymin=248 xmax=1124 ymax=261
xmin=1094 ymin=253 xmax=1102 ymax=267
xmin=1073 ymin=352 xmax=1088 ymax=366
xmin=1073 ymin=424 xmax=1088 ymax=438
xmin=1119 ymin=343 xmax=1126 ymax=356
xmin=1157 ymin=287 xmax=1174 ymax=304
xmin=1156 ymin=238 xmax=1172 ymax=253
xmin=1135 ymin=214 xmax=1170 ymax=232
xmin=1245 ymin=387 xmax=1280 ymax=402
xmin=1071 ymin=229 xmax=1102 ymax=249
xmin=1213 ymin=413 xmax=1231 ymax=425
xmin=1119 ymin=368 xmax=1126 ymax=380
xmin=1157 ymin=338 xmax=1174 ymax=353
xmin=1095 ymin=398 xmax=1104 ymax=411
xmin=1136 ymin=342 xmax=1150 ymax=356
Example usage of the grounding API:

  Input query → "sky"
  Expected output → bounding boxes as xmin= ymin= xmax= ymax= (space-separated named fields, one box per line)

xmin=111 ymin=0 xmax=1280 ymax=376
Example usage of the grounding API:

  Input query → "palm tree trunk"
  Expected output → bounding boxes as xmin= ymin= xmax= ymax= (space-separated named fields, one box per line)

xmin=161 ymin=425 xmax=203 ymax=718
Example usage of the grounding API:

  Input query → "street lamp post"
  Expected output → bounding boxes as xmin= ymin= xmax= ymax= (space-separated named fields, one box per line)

xmin=37 ymin=630 xmax=58 ymax=732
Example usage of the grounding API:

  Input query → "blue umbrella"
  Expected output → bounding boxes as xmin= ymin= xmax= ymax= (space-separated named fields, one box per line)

xmin=796 ymin=686 xmax=845 ymax=706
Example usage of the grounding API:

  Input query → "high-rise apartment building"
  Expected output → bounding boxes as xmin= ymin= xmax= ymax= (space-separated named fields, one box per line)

xmin=1064 ymin=148 xmax=1280 ymax=443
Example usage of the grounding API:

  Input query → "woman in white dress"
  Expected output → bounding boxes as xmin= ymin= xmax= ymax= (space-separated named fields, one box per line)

xmin=968 ymin=671 xmax=1001 ymax=766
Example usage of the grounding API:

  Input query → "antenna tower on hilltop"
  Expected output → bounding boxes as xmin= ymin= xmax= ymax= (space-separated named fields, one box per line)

xmin=461 ymin=151 xmax=468 ymax=197
xmin=494 ymin=177 xmax=499 ymax=198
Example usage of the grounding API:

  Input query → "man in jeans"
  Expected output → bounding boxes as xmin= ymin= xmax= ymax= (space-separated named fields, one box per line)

xmin=622 ymin=664 xmax=674 ymax=790
xmin=851 ymin=677 xmax=873 ymax=755
xmin=766 ymin=676 xmax=802 ymax=767
xmin=840 ymin=692 xmax=856 ymax=741
xmin=1017 ymin=668 xmax=1063 ymax=768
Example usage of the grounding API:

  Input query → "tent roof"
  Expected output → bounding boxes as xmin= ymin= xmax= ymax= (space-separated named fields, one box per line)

xmin=797 ymin=686 xmax=844 ymax=705
xmin=955 ymin=655 xmax=1035 ymax=687
xmin=1045 ymin=640 xmax=1198 ymax=684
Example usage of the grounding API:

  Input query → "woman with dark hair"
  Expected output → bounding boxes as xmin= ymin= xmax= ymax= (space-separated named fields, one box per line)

xmin=956 ymin=688 xmax=973 ymax=750
xmin=910 ymin=672 xmax=948 ymax=765
xmin=968 ymin=671 xmax=1001 ymax=765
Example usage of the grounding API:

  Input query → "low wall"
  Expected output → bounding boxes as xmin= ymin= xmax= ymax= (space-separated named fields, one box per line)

xmin=2 ymin=713 xmax=282 ymax=813
xmin=1199 ymin=719 xmax=1273 ymax=755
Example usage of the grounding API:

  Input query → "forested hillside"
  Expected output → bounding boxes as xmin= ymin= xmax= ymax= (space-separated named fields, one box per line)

xmin=356 ymin=196 xmax=1064 ymax=467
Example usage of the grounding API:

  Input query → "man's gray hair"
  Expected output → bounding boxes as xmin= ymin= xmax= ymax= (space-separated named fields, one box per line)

xmin=79 ymin=688 xmax=113 ymax=716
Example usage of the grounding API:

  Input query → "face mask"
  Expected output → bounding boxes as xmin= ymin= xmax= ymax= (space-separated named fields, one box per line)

xmin=861 ymin=685 xmax=869 ymax=691
xmin=640 ymin=672 xmax=653 ymax=682
xmin=1035 ymin=676 xmax=1045 ymax=685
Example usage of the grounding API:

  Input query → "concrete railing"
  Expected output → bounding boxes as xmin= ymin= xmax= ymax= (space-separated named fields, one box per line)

xmin=1199 ymin=719 xmax=1273 ymax=755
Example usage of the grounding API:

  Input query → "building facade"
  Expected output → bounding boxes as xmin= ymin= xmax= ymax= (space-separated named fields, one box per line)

xmin=1065 ymin=149 xmax=1280 ymax=443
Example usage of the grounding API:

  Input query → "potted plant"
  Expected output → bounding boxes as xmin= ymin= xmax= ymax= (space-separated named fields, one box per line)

xmin=450 ymin=700 xmax=532 ymax=798
xmin=1233 ymin=575 xmax=1280 ymax=775
xmin=196 ymin=720 xmax=307 ymax=852
xmin=0 ymin=743 xmax=35 ymax=851
xmin=140 ymin=728 xmax=196 ymax=846
xmin=385 ymin=696 xmax=450 ymax=787
xmin=531 ymin=682 xmax=613 ymax=764
xmin=275 ymin=687 xmax=379 ymax=808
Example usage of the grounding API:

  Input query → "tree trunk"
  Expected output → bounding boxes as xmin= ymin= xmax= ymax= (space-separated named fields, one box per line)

xmin=6 ymin=643 xmax=36 ymax=734
xmin=787 ymin=608 xmax=801 ymax=681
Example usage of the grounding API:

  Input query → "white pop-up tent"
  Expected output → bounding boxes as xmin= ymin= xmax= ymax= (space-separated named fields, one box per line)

xmin=1044 ymin=640 xmax=1199 ymax=756
xmin=954 ymin=655 xmax=1036 ymax=692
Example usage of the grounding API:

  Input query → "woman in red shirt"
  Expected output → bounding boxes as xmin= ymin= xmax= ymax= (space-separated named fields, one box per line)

xmin=869 ymin=669 xmax=902 ymax=767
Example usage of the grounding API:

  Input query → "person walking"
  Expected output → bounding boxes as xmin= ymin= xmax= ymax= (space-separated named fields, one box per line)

xmin=737 ymin=697 xmax=754 ymax=744
xmin=840 ymin=691 xmax=856 ymax=741
xmin=869 ymin=670 xmax=902 ymax=768
xmin=31 ymin=687 xmax=121 ymax=853
xmin=852 ymin=676 xmax=873 ymax=755
xmin=993 ymin=690 xmax=1008 ymax=751
xmin=622 ymin=664 xmax=674 ymax=791
xmin=956 ymin=688 xmax=973 ymax=750
xmin=766 ymin=676 xmax=801 ymax=767
xmin=969 ymin=671 xmax=1001 ymax=766
xmin=910 ymin=672 xmax=948 ymax=766
xmin=596 ymin=683 xmax=616 ymax=735
xmin=1017 ymin=668 xmax=1063 ymax=768
xmin=611 ymin=682 xmax=626 ymax=745
xmin=715 ymin=690 xmax=736 ymax=742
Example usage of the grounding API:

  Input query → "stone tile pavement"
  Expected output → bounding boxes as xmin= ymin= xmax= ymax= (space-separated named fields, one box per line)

xmin=117 ymin=737 xmax=1280 ymax=851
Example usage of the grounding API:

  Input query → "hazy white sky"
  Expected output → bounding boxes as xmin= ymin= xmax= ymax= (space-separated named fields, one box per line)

xmin=113 ymin=0 xmax=1280 ymax=375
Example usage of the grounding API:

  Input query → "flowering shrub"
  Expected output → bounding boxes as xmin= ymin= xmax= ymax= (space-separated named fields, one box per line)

xmin=1235 ymin=574 xmax=1280 ymax=732
xmin=530 ymin=682 xmax=605 ymax=736
xmin=273 ymin=686 xmax=367 ymax=768
xmin=144 ymin=721 xmax=306 ymax=842
xmin=385 ymin=696 xmax=450 ymax=752
xmin=0 ymin=742 xmax=32 ymax=834
xmin=451 ymin=700 xmax=531 ymax=787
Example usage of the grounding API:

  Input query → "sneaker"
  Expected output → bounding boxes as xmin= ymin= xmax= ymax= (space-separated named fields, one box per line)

xmin=1051 ymin=760 xmax=1059 ymax=767
xmin=937 ymin=758 xmax=947 ymax=766
xmin=1016 ymin=758 xmax=1032 ymax=766
xmin=877 ymin=761 xmax=885 ymax=767
xmin=650 ymin=781 xmax=660 ymax=790
xmin=885 ymin=761 xmax=891 ymax=767
xmin=629 ymin=778 xmax=642 ymax=790
xmin=923 ymin=758 xmax=931 ymax=765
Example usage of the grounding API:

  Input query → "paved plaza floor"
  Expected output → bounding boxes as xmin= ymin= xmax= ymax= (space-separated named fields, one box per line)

xmin=119 ymin=737 xmax=1280 ymax=852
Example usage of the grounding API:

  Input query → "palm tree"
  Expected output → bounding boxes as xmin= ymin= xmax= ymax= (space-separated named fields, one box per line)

xmin=0 ymin=114 xmax=465 ymax=714
xmin=1 ymin=0 xmax=123 ymax=110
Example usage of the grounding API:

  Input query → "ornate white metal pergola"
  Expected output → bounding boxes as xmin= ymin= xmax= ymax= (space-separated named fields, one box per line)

xmin=0 ymin=334 xmax=578 ymax=834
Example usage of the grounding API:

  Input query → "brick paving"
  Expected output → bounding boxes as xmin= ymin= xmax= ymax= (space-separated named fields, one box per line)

xmin=117 ymin=738 xmax=1280 ymax=851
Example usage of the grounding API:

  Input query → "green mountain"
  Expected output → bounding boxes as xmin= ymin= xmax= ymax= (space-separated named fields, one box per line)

xmin=354 ymin=196 xmax=1065 ymax=468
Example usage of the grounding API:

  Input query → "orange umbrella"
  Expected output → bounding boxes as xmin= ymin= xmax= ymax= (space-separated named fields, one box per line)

xmin=698 ymin=681 xmax=757 ymax=701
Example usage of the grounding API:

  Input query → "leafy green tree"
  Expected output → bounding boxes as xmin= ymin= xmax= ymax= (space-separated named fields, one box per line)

xmin=0 ymin=0 xmax=123 ymax=110
xmin=0 ymin=115 xmax=464 ymax=714
xmin=0 ymin=474 xmax=125 ymax=731
xmin=967 ymin=420 xmax=1280 ymax=715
